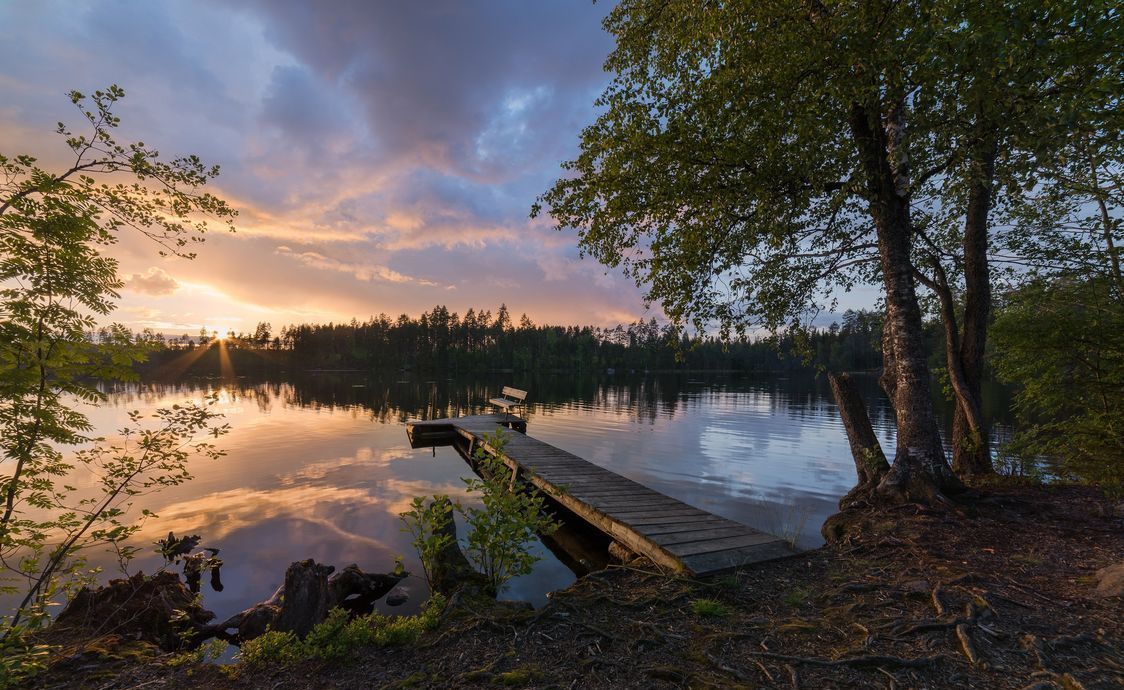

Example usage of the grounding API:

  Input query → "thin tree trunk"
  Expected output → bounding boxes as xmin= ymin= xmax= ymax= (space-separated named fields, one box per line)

xmin=828 ymin=372 xmax=889 ymax=511
xmin=849 ymin=100 xmax=961 ymax=505
xmin=829 ymin=372 xmax=889 ymax=487
xmin=951 ymin=133 xmax=997 ymax=477
xmin=1089 ymin=149 xmax=1123 ymax=294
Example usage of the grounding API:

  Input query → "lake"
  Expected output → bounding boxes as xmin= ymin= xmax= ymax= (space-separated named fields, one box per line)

xmin=64 ymin=372 xmax=1010 ymax=624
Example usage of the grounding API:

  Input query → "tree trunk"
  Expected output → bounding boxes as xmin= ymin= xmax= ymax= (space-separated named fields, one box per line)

xmin=849 ymin=100 xmax=962 ymax=505
xmin=951 ymin=133 xmax=997 ymax=477
xmin=828 ymin=372 xmax=889 ymax=497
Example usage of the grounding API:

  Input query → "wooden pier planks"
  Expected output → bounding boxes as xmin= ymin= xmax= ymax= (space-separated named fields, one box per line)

xmin=405 ymin=413 xmax=799 ymax=576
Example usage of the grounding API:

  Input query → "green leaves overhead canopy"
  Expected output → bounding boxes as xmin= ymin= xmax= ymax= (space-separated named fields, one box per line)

xmin=535 ymin=0 xmax=1120 ymax=336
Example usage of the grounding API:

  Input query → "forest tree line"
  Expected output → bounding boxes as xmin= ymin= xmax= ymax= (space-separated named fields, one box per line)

xmin=132 ymin=306 xmax=891 ymax=374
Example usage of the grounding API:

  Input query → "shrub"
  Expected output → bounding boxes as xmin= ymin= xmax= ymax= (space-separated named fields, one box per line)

xmin=459 ymin=430 xmax=560 ymax=595
xmin=236 ymin=593 xmax=447 ymax=670
xmin=402 ymin=429 xmax=559 ymax=596
xmin=690 ymin=598 xmax=731 ymax=618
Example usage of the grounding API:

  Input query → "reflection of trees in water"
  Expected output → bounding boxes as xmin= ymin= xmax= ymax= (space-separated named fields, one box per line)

xmin=99 ymin=372 xmax=1010 ymax=449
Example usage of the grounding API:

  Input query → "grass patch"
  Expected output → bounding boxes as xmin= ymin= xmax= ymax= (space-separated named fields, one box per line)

xmin=494 ymin=665 xmax=543 ymax=686
xmin=690 ymin=598 xmax=731 ymax=618
xmin=1012 ymin=552 xmax=1046 ymax=566
xmin=167 ymin=639 xmax=227 ymax=667
xmin=237 ymin=593 xmax=446 ymax=670
xmin=715 ymin=574 xmax=742 ymax=590
xmin=783 ymin=587 xmax=810 ymax=607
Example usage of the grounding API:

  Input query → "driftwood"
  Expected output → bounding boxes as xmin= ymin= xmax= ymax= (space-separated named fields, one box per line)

xmin=200 ymin=560 xmax=408 ymax=644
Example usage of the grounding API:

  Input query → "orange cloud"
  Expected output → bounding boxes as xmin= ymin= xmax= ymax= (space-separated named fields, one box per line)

xmin=126 ymin=267 xmax=180 ymax=296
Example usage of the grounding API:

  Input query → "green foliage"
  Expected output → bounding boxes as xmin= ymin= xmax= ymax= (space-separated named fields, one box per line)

xmin=784 ymin=587 xmax=810 ymax=608
xmin=236 ymin=594 xmax=447 ymax=670
xmin=399 ymin=495 xmax=455 ymax=590
xmin=401 ymin=430 xmax=559 ymax=597
xmin=460 ymin=430 xmax=560 ymax=596
xmin=166 ymin=638 xmax=227 ymax=668
xmin=0 ymin=397 xmax=229 ymax=637
xmin=234 ymin=628 xmax=301 ymax=669
xmin=0 ymin=85 xmax=235 ymax=659
xmin=991 ymin=94 xmax=1123 ymax=496
xmin=690 ymin=598 xmax=730 ymax=618
xmin=0 ymin=636 xmax=51 ymax=689
xmin=534 ymin=0 xmax=1119 ymax=342
xmin=993 ymin=276 xmax=1124 ymax=495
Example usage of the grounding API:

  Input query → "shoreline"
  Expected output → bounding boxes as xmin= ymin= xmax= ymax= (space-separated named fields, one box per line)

xmin=31 ymin=482 xmax=1123 ymax=689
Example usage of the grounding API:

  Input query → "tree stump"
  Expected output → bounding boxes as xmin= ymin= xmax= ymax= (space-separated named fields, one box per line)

xmin=277 ymin=559 xmax=335 ymax=637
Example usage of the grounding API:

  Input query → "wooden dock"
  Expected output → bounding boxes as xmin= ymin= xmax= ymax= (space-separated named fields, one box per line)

xmin=406 ymin=413 xmax=798 ymax=576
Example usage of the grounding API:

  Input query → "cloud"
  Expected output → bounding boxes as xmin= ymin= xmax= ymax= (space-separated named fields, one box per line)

xmin=274 ymin=245 xmax=449 ymax=288
xmin=233 ymin=0 xmax=613 ymax=180
xmin=125 ymin=267 xmax=179 ymax=296
xmin=9 ymin=1 xmax=829 ymax=334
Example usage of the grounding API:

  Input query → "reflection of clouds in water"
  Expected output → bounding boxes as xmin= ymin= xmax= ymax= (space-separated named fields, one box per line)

xmin=278 ymin=445 xmax=413 ymax=484
xmin=136 ymin=476 xmax=468 ymax=546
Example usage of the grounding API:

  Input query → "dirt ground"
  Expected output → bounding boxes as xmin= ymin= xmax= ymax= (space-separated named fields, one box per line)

xmin=32 ymin=483 xmax=1124 ymax=689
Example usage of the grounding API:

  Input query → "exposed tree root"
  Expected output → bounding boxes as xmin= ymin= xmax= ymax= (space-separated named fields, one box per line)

xmin=955 ymin=623 xmax=978 ymax=664
xmin=745 ymin=650 xmax=948 ymax=669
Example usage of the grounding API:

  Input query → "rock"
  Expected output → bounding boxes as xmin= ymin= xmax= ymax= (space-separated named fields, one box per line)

xmin=385 ymin=587 xmax=409 ymax=606
xmin=1094 ymin=562 xmax=1124 ymax=598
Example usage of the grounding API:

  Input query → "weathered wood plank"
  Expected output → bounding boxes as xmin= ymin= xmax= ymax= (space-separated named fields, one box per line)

xmin=624 ymin=513 xmax=726 ymax=527
xmin=603 ymin=506 xmax=712 ymax=520
xmin=648 ymin=525 xmax=760 ymax=546
xmin=633 ymin=517 xmax=737 ymax=534
xmin=560 ymin=486 xmax=658 ymax=498
xmin=582 ymin=496 xmax=684 ymax=511
xmin=515 ymin=455 xmax=600 ymax=465
xmin=665 ymin=532 xmax=782 ymax=556
xmin=548 ymin=487 xmax=652 ymax=500
xmin=678 ymin=541 xmax=799 ymax=573
xmin=529 ymin=470 xmax=624 ymax=483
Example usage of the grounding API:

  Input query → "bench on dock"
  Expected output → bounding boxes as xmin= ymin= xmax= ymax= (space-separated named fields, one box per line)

xmin=489 ymin=386 xmax=527 ymax=418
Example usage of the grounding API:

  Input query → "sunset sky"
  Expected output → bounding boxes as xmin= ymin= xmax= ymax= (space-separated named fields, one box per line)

xmin=1 ymin=1 xmax=873 ymax=336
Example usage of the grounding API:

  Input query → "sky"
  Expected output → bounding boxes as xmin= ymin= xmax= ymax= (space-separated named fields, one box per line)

xmin=0 ymin=0 xmax=865 ymax=616
xmin=0 ymin=1 xmax=873 ymax=337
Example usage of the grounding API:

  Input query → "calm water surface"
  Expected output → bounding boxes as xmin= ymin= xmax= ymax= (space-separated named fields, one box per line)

xmin=72 ymin=372 xmax=1009 ymax=624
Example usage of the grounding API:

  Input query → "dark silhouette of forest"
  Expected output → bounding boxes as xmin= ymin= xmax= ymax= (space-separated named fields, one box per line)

xmin=134 ymin=306 xmax=901 ymax=375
